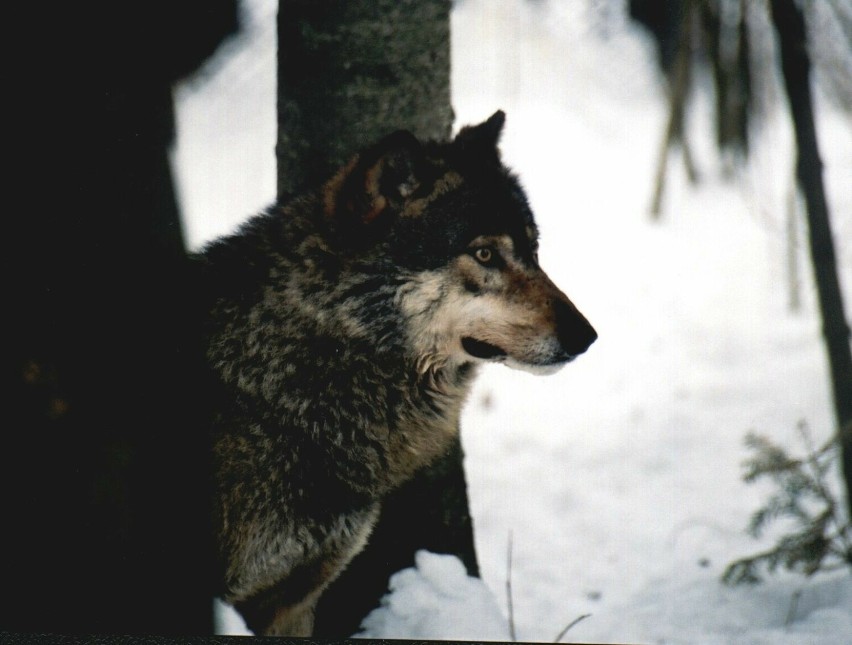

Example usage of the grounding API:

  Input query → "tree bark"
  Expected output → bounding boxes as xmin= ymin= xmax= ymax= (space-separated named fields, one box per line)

xmin=769 ymin=0 xmax=852 ymax=519
xmin=277 ymin=0 xmax=454 ymax=196
xmin=276 ymin=0 xmax=478 ymax=637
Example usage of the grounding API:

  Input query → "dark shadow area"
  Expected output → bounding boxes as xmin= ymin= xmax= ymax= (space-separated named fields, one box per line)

xmin=4 ymin=1 xmax=238 ymax=635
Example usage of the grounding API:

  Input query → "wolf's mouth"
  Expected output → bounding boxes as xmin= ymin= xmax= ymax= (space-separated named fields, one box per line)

xmin=461 ymin=337 xmax=507 ymax=360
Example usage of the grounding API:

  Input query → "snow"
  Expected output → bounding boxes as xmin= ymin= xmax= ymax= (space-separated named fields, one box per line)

xmin=357 ymin=550 xmax=511 ymax=640
xmin=174 ymin=0 xmax=852 ymax=642
xmin=357 ymin=550 xmax=852 ymax=644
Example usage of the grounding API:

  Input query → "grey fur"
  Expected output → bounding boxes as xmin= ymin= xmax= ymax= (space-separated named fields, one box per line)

xmin=201 ymin=112 xmax=596 ymax=635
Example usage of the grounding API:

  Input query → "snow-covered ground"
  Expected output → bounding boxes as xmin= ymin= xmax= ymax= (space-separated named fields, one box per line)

xmin=173 ymin=1 xmax=852 ymax=642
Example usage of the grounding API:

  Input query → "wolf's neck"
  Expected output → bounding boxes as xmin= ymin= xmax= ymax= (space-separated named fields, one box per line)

xmin=380 ymin=361 xmax=478 ymax=488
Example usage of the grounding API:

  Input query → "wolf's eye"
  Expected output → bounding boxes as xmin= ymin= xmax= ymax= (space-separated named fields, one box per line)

xmin=474 ymin=247 xmax=494 ymax=265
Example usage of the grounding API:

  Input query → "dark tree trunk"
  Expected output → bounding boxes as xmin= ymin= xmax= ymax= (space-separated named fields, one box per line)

xmin=276 ymin=0 xmax=454 ymax=196
xmin=769 ymin=0 xmax=852 ymax=519
xmin=275 ymin=0 xmax=478 ymax=637
xmin=3 ymin=1 xmax=237 ymax=635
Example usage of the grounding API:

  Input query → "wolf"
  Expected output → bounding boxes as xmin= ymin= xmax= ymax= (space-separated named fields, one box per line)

xmin=200 ymin=111 xmax=597 ymax=636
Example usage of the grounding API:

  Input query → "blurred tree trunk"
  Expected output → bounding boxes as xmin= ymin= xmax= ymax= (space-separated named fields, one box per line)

xmin=648 ymin=0 xmax=698 ymax=217
xmin=3 ymin=1 xmax=237 ymax=635
xmin=277 ymin=0 xmax=454 ymax=197
xmin=769 ymin=0 xmax=852 ymax=519
xmin=632 ymin=0 xmax=753 ymax=217
xmin=276 ymin=0 xmax=478 ymax=637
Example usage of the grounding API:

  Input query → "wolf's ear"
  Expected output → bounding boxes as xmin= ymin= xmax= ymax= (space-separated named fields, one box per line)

xmin=323 ymin=130 xmax=424 ymax=230
xmin=452 ymin=110 xmax=506 ymax=161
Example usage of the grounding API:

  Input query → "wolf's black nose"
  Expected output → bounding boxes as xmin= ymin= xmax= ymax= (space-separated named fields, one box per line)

xmin=554 ymin=298 xmax=597 ymax=356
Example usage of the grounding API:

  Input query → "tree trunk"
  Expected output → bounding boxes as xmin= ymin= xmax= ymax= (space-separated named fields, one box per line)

xmin=769 ymin=0 xmax=852 ymax=519
xmin=277 ymin=0 xmax=454 ymax=196
xmin=276 ymin=0 xmax=478 ymax=637
xmin=3 ymin=1 xmax=238 ymax=635
xmin=649 ymin=0 xmax=695 ymax=218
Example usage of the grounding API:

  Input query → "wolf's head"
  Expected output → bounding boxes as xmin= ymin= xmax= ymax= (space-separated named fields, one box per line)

xmin=322 ymin=111 xmax=596 ymax=375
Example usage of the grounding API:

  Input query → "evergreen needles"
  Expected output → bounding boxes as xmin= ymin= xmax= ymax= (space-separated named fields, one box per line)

xmin=722 ymin=422 xmax=852 ymax=586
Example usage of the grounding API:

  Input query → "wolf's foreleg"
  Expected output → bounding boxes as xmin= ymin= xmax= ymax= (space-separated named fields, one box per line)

xmin=233 ymin=503 xmax=379 ymax=636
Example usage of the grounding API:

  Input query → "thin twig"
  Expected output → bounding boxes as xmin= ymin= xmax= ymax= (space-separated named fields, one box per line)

xmin=786 ymin=175 xmax=801 ymax=312
xmin=784 ymin=589 xmax=802 ymax=627
xmin=506 ymin=530 xmax=517 ymax=642
xmin=554 ymin=613 xmax=591 ymax=643
xmin=797 ymin=421 xmax=833 ymax=502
